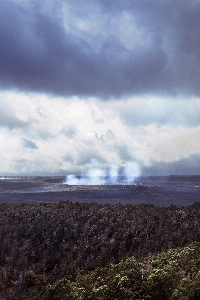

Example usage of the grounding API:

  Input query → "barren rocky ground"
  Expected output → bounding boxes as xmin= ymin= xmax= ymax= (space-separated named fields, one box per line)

xmin=0 ymin=176 xmax=200 ymax=206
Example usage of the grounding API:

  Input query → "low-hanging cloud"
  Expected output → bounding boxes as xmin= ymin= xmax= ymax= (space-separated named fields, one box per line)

xmin=0 ymin=0 xmax=200 ymax=98
xmin=0 ymin=92 xmax=200 ymax=175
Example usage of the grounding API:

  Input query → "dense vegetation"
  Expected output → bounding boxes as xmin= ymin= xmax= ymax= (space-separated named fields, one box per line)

xmin=0 ymin=201 xmax=200 ymax=299
xmin=29 ymin=242 xmax=200 ymax=300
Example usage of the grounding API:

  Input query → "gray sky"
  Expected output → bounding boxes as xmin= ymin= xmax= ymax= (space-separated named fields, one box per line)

xmin=0 ymin=0 xmax=200 ymax=175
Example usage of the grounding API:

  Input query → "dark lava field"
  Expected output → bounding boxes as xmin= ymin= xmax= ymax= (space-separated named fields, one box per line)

xmin=0 ymin=175 xmax=200 ymax=206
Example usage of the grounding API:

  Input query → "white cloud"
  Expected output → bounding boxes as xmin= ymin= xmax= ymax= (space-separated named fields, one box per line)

xmin=137 ymin=124 xmax=200 ymax=165
xmin=0 ymin=91 xmax=200 ymax=175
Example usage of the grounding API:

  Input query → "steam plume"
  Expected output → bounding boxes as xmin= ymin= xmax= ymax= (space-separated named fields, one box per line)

xmin=64 ymin=159 xmax=141 ymax=185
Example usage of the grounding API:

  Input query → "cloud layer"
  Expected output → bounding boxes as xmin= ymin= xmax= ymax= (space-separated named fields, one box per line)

xmin=0 ymin=0 xmax=200 ymax=175
xmin=0 ymin=92 xmax=200 ymax=175
xmin=0 ymin=0 xmax=200 ymax=98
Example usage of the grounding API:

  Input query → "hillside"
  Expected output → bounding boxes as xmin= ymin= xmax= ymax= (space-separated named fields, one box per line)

xmin=0 ymin=201 xmax=200 ymax=299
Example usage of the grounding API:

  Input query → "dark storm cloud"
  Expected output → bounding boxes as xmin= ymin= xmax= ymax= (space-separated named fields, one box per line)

xmin=0 ymin=0 xmax=200 ymax=98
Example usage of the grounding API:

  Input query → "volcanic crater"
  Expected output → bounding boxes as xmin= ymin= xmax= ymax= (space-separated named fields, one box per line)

xmin=0 ymin=176 xmax=200 ymax=206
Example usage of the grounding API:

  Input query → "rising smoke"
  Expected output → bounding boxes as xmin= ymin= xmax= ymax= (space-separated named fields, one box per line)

xmin=64 ymin=159 xmax=141 ymax=185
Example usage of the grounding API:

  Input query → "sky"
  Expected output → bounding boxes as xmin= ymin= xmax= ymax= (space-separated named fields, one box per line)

xmin=0 ymin=0 xmax=200 ymax=176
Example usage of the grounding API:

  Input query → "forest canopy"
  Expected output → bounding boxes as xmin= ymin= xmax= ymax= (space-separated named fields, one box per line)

xmin=0 ymin=201 xmax=200 ymax=299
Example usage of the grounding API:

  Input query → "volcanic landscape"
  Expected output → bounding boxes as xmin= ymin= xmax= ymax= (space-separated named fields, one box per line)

xmin=0 ymin=176 xmax=200 ymax=206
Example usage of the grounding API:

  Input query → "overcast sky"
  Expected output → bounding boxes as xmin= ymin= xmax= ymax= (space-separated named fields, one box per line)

xmin=0 ymin=0 xmax=200 ymax=176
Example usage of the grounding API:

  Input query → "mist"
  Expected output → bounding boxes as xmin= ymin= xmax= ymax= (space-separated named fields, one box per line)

xmin=64 ymin=159 xmax=141 ymax=185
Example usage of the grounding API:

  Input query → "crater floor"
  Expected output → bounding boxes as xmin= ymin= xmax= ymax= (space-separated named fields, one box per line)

xmin=0 ymin=176 xmax=200 ymax=206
